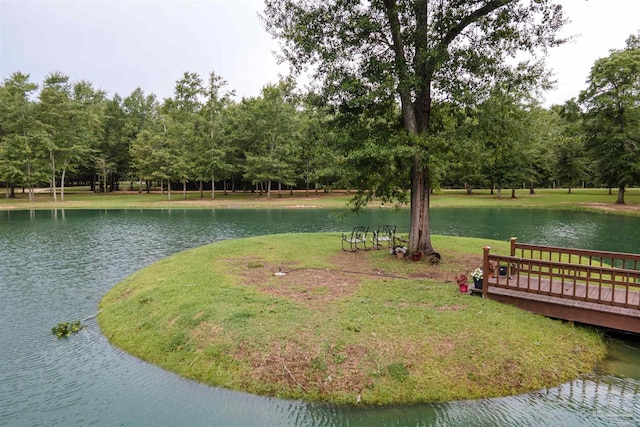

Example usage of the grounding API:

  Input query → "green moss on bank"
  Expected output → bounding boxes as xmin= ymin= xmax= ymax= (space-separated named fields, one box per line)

xmin=98 ymin=234 xmax=606 ymax=405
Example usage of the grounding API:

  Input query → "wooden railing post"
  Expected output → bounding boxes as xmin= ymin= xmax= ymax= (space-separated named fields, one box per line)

xmin=483 ymin=246 xmax=491 ymax=298
xmin=510 ymin=237 xmax=517 ymax=257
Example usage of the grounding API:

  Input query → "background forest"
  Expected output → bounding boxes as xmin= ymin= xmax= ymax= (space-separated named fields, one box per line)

xmin=1 ymin=33 xmax=639 ymax=204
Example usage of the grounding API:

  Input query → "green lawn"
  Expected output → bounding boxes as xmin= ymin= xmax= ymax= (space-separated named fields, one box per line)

xmin=0 ymin=189 xmax=356 ymax=209
xmin=99 ymin=234 xmax=606 ymax=405
xmin=2 ymin=187 xmax=640 ymax=215
xmin=430 ymin=188 xmax=640 ymax=211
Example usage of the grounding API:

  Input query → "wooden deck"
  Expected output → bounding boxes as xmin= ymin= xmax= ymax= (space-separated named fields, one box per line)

xmin=481 ymin=239 xmax=640 ymax=334
xmin=485 ymin=274 xmax=640 ymax=333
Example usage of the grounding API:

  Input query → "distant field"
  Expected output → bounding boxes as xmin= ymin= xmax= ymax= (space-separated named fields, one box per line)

xmin=1 ymin=187 xmax=639 ymax=215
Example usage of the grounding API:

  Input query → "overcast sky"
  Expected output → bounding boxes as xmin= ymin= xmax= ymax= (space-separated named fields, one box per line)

xmin=1 ymin=0 xmax=639 ymax=106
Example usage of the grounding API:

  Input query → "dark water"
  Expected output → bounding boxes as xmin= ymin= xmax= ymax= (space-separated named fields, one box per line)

xmin=0 ymin=208 xmax=638 ymax=426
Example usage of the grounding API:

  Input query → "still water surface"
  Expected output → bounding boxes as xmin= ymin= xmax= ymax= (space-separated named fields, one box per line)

xmin=0 ymin=208 xmax=638 ymax=426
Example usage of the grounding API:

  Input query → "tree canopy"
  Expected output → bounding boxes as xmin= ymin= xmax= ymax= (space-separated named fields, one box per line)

xmin=580 ymin=33 xmax=640 ymax=204
xmin=263 ymin=0 xmax=567 ymax=252
xmin=3 ymin=29 xmax=640 ymax=237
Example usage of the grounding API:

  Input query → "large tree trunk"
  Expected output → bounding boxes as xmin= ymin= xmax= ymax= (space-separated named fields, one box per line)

xmin=386 ymin=1 xmax=434 ymax=254
xmin=182 ymin=181 xmax=187 ymax=201
xmin=385 ymin=0 xmax=510 ymax=254
xmin=616 ymin=185 xmax=625 ymax=204
xmin=408 ymin=156 xmax=434 ymax=254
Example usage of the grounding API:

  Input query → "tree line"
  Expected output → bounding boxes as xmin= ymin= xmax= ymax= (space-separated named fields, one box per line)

xmin=0 ymin=70 xmax=335 ymax=201
xmin=1 ymin=42 xmax=639 ymax=219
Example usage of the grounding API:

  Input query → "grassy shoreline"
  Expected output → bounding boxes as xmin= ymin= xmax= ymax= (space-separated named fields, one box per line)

xmin=98 ymin=234 xmax=606 ymax=405
xmin=1 ymin=187 xmax=640 ymax=216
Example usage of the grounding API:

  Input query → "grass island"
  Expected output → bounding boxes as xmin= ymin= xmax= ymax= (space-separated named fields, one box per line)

xmin=98 ymin=233 xmax=606 ymax=405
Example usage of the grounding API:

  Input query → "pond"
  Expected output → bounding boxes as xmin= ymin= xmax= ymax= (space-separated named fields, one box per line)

xmin=0 ymin=208 xmax=638 ymax=426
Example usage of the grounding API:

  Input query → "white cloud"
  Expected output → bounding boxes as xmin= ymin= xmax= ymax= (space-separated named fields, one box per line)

xmin=0 ymin=0 xmax=286 ymax=100
xmin=543 ymin=0 xmax=640 ymax=106
xmin=1 ymin=0 xmax=638 ymax=106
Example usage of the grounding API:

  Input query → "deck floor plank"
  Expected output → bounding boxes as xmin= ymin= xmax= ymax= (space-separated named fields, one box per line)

xmin=487 ymin=274 xmax=640 ymax=332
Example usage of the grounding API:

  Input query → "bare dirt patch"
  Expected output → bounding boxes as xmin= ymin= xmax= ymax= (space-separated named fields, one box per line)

xmin=403 ymin=251 xmax=484 ymax=283
xmin=232 ymin=249 xmax=483 ymax=307
xmin=435 ymin=304 xmax=467 ymax=311
xmin=236 ymin=259 xmax=365 ymax=306
xmin=581 ymin=202 xmax=640 ymax=213
xmin=237 ymin=339 xmax=375 ymax=398
xmin=431 ymin=338 xmax=457 ymax=357
xmin=331 ymin=249 xmax=483 ymax=284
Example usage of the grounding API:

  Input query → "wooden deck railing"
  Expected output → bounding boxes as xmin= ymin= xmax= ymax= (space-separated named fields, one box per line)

xmin=482 ymin=239 xmax=640 ymax=310
xmin=509 ymin=237 xmax=640 ymax=271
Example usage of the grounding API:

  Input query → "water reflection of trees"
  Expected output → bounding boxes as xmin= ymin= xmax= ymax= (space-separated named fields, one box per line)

xmin=293 ymin=375 xmax=640 ymax=427
xmin=536 ymin=376 xmax=640 ymax=426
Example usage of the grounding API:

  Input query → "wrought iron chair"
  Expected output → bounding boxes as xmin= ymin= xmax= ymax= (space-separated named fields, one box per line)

xmin=342 ymin=226 xmax=370 ymax=252
xmin=372 ymin=225 xmax=396 ymax=249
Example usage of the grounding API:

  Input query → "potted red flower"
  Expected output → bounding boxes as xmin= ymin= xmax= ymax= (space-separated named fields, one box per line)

xmin=455 ymin=274 xmax=469 ymax=293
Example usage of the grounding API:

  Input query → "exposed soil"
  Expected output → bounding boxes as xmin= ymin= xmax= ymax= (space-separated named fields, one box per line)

xmin=581 ymin=202 xmax=640 ymax=213
xmin=235 ymin=258 xmax=363 ymax=306
xmin=235 ymin=250 xmax=482 ymax=306
xmin=237 ymin=338 xmax=375 ymax=398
